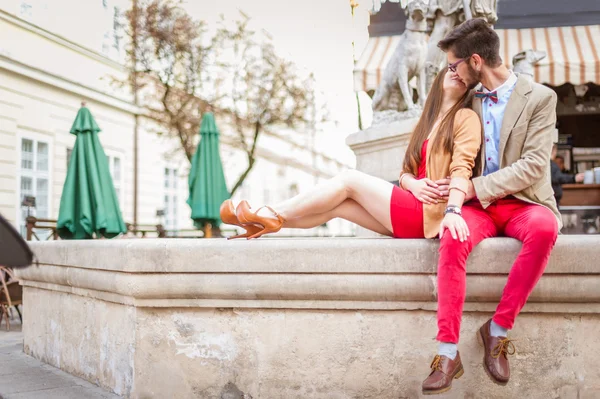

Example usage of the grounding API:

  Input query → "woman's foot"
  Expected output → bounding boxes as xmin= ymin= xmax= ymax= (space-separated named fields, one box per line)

xmin=236 ymin=201 xmax=286 ymax=239
xmin=219 ymin=199 xmax=263 ymax=240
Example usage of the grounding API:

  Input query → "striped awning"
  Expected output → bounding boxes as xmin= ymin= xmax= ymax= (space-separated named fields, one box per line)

xmin=354 ymin=25 xmax=600 ymax=92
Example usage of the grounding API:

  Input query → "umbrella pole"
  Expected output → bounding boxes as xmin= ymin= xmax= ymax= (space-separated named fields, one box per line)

xmin=204 ymin=223 xmax=212 ymax=238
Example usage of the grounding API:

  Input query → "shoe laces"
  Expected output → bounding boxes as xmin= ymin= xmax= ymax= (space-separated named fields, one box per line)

xmin=430 ymin=355 xmax=443 ymax=371
xmin=491 ymin=338 xmax=516 ymax=359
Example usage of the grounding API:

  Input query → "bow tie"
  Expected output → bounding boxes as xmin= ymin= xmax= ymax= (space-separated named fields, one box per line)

xmin=474 ymin=91 xmax=499 ymax=103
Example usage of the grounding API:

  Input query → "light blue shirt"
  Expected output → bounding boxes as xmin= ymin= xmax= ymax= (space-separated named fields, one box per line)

xmin=481 ymin=72 xmax=518 ymax=176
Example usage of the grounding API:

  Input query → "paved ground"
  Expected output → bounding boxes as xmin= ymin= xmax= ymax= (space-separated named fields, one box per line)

xmin=0 ymin=317 xmax=119 ymax=399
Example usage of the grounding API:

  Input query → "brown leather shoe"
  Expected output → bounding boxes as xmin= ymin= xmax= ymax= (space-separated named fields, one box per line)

xmin=422 ymin=352 xmax=464 ymax=395
xmin=477 ymin=319 xmax=516 ymax=385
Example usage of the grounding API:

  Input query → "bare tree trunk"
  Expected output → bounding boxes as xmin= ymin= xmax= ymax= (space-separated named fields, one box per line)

xmin=230 ymin=121 xmax=261 ymax=196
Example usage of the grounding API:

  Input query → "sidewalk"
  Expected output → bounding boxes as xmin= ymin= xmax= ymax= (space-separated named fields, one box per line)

xmin=0 ymin=318 xmax=119 ymax=399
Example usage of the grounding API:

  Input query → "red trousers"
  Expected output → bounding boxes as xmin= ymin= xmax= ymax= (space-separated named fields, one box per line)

xmin=436 ymin=198 xmax=559 ymax=343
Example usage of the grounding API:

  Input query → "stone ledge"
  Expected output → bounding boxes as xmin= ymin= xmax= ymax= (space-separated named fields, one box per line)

xmin=18 ymin=280 xmax=600 ymax=313
xmin=25 ymin=235 xmax=600 ymax=274
xmin=18 ymin=236 xmax=600 ymax=313
xmin=345 ymin=118 xmax=417 ymax=149
xmin=16 ymin=236 xmax=600 ymax=398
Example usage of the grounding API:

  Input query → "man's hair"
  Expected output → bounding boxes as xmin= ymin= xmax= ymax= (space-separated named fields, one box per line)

xmin=438 ymin=19 xmax=502 ymax=67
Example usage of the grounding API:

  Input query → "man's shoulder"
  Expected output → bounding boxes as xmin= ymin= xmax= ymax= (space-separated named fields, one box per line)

xmin=528 ymin=80 xmax=557 ymax=103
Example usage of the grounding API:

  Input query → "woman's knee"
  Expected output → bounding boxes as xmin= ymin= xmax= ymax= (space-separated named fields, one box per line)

xmin=337 ymin=169 xmax=364 ymax=194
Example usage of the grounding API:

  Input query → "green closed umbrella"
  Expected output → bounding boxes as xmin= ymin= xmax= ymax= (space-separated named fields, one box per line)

xmin=57 ymin=105 xmax=127 ymax=239
xmin=187 ymin=112 xmax=230 ymax=233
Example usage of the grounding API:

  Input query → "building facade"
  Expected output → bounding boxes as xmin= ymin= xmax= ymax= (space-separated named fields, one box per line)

xmin=0 ymin=0 xmax=355 ymax=238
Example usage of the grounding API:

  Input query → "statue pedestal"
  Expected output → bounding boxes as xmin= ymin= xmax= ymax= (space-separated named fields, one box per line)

xmin=346 ymin=118 xmax=418 ymax=236
xmin=346 ymin=118 xmax=418 ymax=182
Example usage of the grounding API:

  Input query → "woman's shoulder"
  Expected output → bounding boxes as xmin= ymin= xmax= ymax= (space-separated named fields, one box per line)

xmin=455 ymin=108 xmax=479 ymax=123
xmin=454 ymin=108 xmax=481 ymax=129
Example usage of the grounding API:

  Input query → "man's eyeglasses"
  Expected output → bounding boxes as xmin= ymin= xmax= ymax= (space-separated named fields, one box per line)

xmin=448 ymin=58 xmax=468 ymax=73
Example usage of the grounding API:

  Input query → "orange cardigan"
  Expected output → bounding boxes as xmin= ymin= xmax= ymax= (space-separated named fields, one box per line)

xmin=399 ymin=108 xmax=482 ymax=238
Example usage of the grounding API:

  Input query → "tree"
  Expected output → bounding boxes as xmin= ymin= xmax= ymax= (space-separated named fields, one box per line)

xmin=125 ymin=0 xmax=315 ymax=196
xmin=126 ymin=0 xmax=214 ymax=161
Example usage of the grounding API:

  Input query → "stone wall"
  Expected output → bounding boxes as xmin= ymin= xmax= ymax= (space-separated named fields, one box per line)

xmin=16 ymin=237 xmax=600 ymax=398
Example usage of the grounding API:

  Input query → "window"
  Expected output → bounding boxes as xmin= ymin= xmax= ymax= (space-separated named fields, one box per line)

xmin=113 ymin=6 xmax=123 ymax=57
xmin=19 ymin=137 xmax=51 ymax=237
xmin=19 ymin=2 xmax=33 ymax=19
xmin=107 ymin=155 xmax=122 ymax=205
xmin=163 ymin=167 xmax=179 ymax=230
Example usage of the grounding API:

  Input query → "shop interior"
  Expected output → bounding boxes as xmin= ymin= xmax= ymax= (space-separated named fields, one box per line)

xmin=551 ymin=82 xmax=600 ymax=234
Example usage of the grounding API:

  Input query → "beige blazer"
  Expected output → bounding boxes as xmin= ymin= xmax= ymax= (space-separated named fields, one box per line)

xmin=400 ymin=108 xmax=482 ymax=238
xmin=471 ymin=74 xmax=562 ymax=229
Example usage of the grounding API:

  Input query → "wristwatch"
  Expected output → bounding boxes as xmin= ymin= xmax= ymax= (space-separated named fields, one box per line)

xmin=444 ymin=205 xmax=462 ymax=216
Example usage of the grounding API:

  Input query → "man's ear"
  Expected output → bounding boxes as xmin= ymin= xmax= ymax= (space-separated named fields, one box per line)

xmin=470 ymin=54 xmax=483 ymax=70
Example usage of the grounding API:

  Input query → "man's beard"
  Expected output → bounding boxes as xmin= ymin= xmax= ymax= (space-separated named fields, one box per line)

xmin=466 ymin=63 xmax=483 ymax=89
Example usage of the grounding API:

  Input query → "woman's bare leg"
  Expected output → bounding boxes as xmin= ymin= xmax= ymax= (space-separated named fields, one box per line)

xmin=283 ymin=199 xmax=393 ymax=236
xmin=250 ymin=170 xmax=395 ymax=233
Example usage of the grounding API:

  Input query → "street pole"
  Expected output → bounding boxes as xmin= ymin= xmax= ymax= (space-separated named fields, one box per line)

xmin=132 ymin=0 xmax=139 ymax=227
xmin=350 ymin=0 xmax=363 ymax=130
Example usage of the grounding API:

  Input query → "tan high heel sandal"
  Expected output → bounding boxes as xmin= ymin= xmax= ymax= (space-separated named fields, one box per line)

xmin=235 ymin=200 xmax=286 ymax=240
xmin=219 ymin=199 xmax=263 ymax=240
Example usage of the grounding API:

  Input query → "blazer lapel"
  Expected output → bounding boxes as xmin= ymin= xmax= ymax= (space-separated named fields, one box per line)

xmin=471 ymin=89 xmax=485 ymax=176
xmin=498 ymin=75 xmax=532 ymax=157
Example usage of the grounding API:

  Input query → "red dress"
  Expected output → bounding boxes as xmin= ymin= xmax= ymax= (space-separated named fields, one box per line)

xmin=389 ymin=140 xmax=427 ymax=238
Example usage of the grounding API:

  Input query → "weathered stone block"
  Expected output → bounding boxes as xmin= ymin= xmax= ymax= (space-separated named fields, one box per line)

xmin=17 ymin=237 xmax=600 ymax=398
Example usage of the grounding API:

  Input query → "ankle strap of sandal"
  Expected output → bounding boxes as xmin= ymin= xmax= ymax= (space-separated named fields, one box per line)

xmin=256 ymin=206 xmax=286 ymax=223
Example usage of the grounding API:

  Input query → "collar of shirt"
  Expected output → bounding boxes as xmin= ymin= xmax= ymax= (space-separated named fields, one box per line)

xmin=481 ymin=71 xmax=518 ymax=99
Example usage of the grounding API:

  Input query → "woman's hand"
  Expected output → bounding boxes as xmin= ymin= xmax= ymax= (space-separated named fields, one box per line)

xmin=407 ymin=178 xmax=442 ymax=204
xmin=439 ymin=213 xmax=469 ymax=242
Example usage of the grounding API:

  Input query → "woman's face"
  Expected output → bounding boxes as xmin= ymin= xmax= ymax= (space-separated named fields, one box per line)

xmin=442 ymin=70 xmax=468 ymax=100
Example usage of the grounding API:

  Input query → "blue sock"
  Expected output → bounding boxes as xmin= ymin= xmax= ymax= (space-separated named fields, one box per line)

xmin=438 ymin=342 xmax=458 ymax=360
xmin=490 ymin=320 xmax=509 ymax=337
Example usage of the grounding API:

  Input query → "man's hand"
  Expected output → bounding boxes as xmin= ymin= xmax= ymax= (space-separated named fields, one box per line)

xmin=465 ymin=180 xmax=476 ymax=202
xmin=575 ymin=173 xmax=585 ymax=183
xmin=406 ymin=178 xmax=442 ymax=205
xmin=439 ymin=213 xmax=469 ymax=242
xmin=435 ymin=177 xmax=450 ymax=199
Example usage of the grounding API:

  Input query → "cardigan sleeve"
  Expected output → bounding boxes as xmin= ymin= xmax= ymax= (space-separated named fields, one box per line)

xmin=448 ymin=109 xmax=482 ymax=193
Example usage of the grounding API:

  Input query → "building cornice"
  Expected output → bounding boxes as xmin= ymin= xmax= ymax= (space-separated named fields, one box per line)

xmin=0 ymin=54 xmax=141 ymax=115
xmin=0 ymin=8 xmax=127 ymax=73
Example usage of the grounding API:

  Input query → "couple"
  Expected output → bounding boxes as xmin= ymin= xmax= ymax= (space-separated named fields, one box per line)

xmin=220 ymin=19 xmax=560 ymax=395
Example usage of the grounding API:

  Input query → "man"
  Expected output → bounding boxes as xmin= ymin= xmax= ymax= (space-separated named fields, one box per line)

xmin=421 ymin=19 xmax=561 ymax=395
xmin=551 ymin=144 xmax=584 ymax=205
xmin=554 ymin=154 xmax=567 ymax=173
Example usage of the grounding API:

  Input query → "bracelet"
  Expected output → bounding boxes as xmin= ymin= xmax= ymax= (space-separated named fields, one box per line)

xmin=444 ymin=205 xmax=462 ymax=216
xmin=448 ymin=186 xmax=467 ymax=196
xmin=398 ymin=173 xmax=415 ymax=190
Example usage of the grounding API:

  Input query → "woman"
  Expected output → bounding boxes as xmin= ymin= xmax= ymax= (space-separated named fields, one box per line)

xmin=220 ymin=68 xmax=482 ymax=241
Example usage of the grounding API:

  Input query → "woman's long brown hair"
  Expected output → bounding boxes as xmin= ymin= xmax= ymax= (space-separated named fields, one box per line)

xmin=402 ymin=68 xmax=475 ymax=177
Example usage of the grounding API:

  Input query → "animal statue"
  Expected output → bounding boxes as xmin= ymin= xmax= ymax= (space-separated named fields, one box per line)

xmin=371 ymin=0 xmax=429 ymax=112
xmin=512 ymin=49 xmax=547 ymax=82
